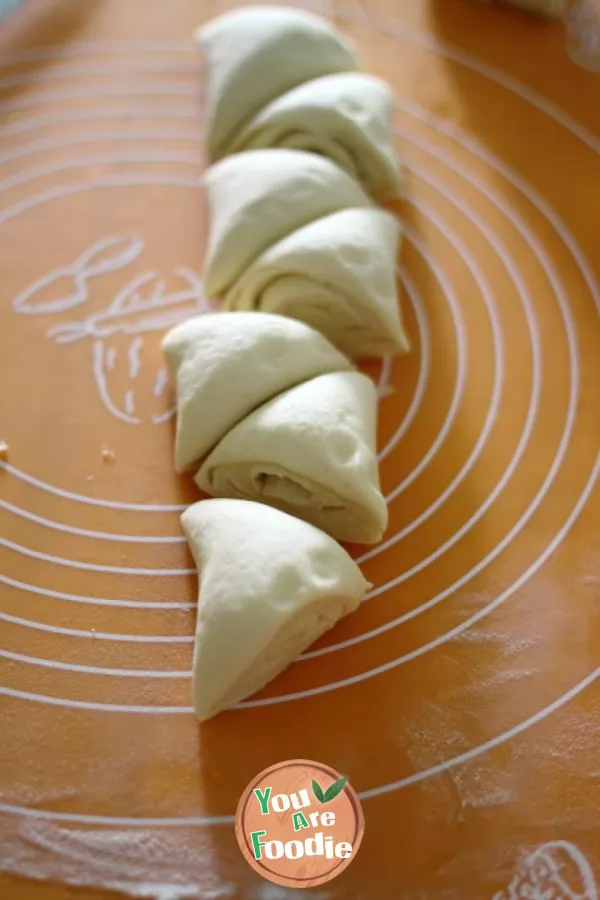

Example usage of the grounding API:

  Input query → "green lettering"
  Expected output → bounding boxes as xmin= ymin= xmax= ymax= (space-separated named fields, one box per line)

xmin=253 ymin=787 xmax=272 ymax=815
xmin=251 ymin=830 xmax=267 ymax=860
xmin=292 ymin=812 xmax=310 ymax=832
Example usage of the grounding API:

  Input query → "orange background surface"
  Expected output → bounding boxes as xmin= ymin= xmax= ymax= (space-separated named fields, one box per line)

xmin=0 ymin=0 xmax=599 ymax=897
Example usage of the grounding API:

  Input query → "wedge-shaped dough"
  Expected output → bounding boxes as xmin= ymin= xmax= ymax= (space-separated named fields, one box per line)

xmin=224 ymin=207 xmax=409 ymax=358
xmin=196 ymin=371 xmax=387 ymax=544
xmin=203 ymin=148 xmax=372 ymax=298
xmin=195 ymin=6 xmax=360 ymax=160
xmin=230 ymin=72 xmax=402 ymax=202
xmin=162 ymin=312 xmax=352 ymax=472
xmin=182 ymin=498 xmax=370 ymax=720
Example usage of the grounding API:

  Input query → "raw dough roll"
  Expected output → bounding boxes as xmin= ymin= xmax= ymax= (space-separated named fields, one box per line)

xmin=224 ymin=207 xmax=409 ymax=358
xmin=195 ymin=371 xmax=388 ymax=544
xmin=162 ymin=311 xmax=352 ymax=472
xmin=229 ymin=72 xmax=402 ymax=202
xmin=203 ymin=148 xmax=372 ymax=299
xmin=195 ymin=6 xmax=360 ymax=160
xmin=182 ymin=498 xmax=370 ymax=721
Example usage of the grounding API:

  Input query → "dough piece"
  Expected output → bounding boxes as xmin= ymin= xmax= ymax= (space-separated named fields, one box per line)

xmin=195 ymin=6 xmax=360 ymax=160
xmin=203 ymin=148 xmax=372 ymax=299
xmin=224 ymin=207 xmax=409 ymax=358
xmin=230 ymin=72 xmax=402 ymax=202
xmin=182 ymin=498 xmax=370 ymax=721
xmin=196 ymin=371 xmax=387 ymax=544
xmin=162 ymin=311 xmax=352 ymax=472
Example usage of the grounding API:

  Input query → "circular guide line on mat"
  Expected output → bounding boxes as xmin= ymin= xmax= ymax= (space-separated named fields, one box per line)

xmin=3 ymin=455 xmax=597 ymax=700
xmin=1 ymin=24 xmax=599 ymax=850
xmin=0 ymin=107 xmax=201 ymax=139
xmin=0 ymin=96 xmax=586 ymax=548
xmin=0 ymin=137 xmax=572 ymax=667
xmin=0 ymin=176 xmax=433 ymax=549
xmin=0 ymin=156 xmax=420 ymax=518
xmin=0 ymin=169 xmax=463 ymax=595
xmin=1 ymin=124 xmax=593 ymax=593
xmin=0 ymin=126 xmax=556 ymax=653
xmin=0 ymin=255 xmax=428 ymax=544
xmin=0 ymin=121 xmax=588 ymax=657
xmin=1 ymin=657 xmax=598 ymax=825
xmin=0 ymin=59 xmax=200 ymax=90
xmin=0 ymin=573 xmax=195 ymax=608
xmin=0 ymin=78 xmax=592 ymax=520
xmin=2 ymin=126 xmax=584 ymax=702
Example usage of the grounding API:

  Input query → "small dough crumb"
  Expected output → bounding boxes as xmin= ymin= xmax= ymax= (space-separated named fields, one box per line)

xmin=0 ymin=440 xmax=9 ymax=460
xmin=101 ymin=446 xmax=116 ymax=464
xmin=86 ymin=474 xmax=95 ymax=482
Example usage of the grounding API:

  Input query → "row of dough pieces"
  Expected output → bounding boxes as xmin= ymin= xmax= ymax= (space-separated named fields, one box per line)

xmin=165 ymin=7 xmax=407 ymax=721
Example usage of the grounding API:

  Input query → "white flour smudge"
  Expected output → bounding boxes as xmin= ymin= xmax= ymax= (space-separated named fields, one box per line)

xmin=0 ymin=816 xmax=235 ymax=899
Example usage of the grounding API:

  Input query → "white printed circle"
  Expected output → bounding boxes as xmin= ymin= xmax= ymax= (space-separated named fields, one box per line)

xmin=0 ymin=30 xmax=598 ymax=900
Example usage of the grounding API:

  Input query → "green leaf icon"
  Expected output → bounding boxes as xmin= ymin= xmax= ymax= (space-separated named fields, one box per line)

xmin=323 ymin=777 xmax=348 ymax=803
xmin=312 ymin=779 xmax=325 ymax=803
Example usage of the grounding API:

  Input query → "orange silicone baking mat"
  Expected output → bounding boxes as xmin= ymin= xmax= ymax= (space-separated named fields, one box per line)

xmin=1 ymin=0 xmax=599 ymax=897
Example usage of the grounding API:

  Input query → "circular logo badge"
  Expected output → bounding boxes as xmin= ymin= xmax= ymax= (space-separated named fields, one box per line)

xmin=235 ymin=758 xmax=364 ymax=889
